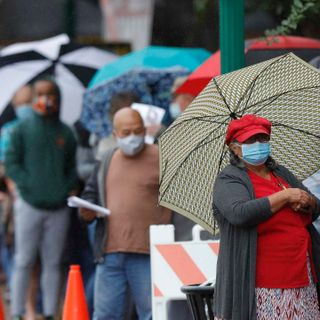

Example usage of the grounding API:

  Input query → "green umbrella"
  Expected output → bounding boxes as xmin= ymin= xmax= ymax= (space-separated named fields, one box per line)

xmin=158 ymin=53 xmax=320 ymax=234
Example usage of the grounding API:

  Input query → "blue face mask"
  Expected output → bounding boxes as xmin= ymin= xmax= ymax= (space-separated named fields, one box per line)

xmin=15 ymin=104 xmax=34 ymax=119
xmin=169 ymin=103 xmax=181 ymax=119
xmin=241 ymin=142 xmax=271 ymax=166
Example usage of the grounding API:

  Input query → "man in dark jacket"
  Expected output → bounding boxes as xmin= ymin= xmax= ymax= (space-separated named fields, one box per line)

xmin=5 ymin=78 xmax=77 ymax=320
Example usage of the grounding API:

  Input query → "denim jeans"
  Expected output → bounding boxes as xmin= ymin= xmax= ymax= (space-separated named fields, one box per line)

xmin=86 ymin=221 xmax=97 ymax=317
xmin=93 ymin=252 xmax=152 ymax=320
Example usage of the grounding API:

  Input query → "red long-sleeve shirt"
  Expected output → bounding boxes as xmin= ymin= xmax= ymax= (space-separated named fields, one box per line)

xmin=248 ymin=170 xmax=315 ymax=288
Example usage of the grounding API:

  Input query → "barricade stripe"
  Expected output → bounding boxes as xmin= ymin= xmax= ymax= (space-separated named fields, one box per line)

xmin=183 ymin=243 xmax=218 ymax=279
xmin=208 ymin=242 xmax=220 ymax=255
xmin=156 ymin=244 xmax=206 ymax=284
xmin=153 ymin=284 xmax=164 ymax=297
xmin=152 ymin=245 xmax=184 ymax=297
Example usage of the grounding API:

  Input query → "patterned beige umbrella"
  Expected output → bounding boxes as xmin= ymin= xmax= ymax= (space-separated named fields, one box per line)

xmin=158 ymin=53 xmax=320 ymax=234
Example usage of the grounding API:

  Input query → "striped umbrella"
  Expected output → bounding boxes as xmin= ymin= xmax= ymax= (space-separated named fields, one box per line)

xmin=0 ymin=34 xmax=118 ymax=125
xmin=158 ymin=53 xmax=320 ymax=234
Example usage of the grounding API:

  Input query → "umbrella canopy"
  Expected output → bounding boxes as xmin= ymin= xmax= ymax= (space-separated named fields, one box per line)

xmin=88 ymin=46 xmax=211 ymax=88
xmin=0 ymin=34 xmax=118 ymax=125
xmin=176 ymin=36 xmax=320 ymax=96
xmin=81 ymin=67 xmax=189 ymax=137
xmin=159 ymin=53 xmax=320 ymax=234
xmin=245 ymin=35 xmax=320 ymax=65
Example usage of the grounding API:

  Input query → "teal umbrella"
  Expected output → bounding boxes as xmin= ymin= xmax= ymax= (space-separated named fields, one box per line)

xmin=89 ymin=46 xmax=211 ymax=88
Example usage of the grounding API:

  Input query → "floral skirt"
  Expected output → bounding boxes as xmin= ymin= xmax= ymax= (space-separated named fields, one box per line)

xmin=255 ymin=284 xmax=320 ymax=319
xmin=214 ymin=259 xmax=320 ymax=320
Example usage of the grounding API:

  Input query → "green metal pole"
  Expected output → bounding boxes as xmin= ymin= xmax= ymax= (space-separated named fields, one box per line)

xmin=65 ymin=0 xmax=75 ymax=39
xmin=219 ymin=0 xmax=245 ymax=74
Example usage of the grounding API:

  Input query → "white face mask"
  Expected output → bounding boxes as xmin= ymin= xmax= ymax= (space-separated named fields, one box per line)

xmin=116 ymin=134 xmax=145 ymax=156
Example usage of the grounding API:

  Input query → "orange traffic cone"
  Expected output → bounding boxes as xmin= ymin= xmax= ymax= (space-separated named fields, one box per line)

xmin=62 ymin=265 xmax=90 ymax=320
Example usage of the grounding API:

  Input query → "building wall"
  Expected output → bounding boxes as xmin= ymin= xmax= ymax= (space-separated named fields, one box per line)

xmin=0 ymin=0 xmax=278 ymax=51
xmin=0 ymin=0 xmax=102 ymax=43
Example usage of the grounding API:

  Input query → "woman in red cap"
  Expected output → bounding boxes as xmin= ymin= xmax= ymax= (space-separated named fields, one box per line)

xmin=213 ymin=114 xmax=320 ymax=320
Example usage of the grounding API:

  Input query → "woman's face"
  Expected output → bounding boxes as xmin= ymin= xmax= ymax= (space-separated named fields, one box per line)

xmin=229 ymin=133 xmax=270 ymax=158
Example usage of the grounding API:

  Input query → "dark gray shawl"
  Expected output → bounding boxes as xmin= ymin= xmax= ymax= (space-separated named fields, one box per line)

xmin=213 ymin=164 xmax=320 ymax=320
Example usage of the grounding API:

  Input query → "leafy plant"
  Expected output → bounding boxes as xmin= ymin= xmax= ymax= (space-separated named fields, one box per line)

xmin=193 ymin=0 xmax=212 ymax=22
xmin=265 ymin=0 xmax=319 ymax=36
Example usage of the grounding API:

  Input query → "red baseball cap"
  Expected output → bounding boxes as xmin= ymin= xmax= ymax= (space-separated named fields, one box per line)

xmin=225 ymin=114 xmax=271 ymax=145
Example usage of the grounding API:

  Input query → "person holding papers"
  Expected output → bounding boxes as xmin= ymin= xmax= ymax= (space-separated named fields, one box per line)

xmin=80 ymin=107 xmax=171 ymax=320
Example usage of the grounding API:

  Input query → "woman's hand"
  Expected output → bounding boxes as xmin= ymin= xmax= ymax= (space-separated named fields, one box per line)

xmin=284 ymin=188 xmax=315 ymax=213
xmin=268 ymin=188 xmax=315 ymax=215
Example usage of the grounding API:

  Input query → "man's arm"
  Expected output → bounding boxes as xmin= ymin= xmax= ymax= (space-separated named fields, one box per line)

xmin=79 ymin=161 xmax=101 ymax=222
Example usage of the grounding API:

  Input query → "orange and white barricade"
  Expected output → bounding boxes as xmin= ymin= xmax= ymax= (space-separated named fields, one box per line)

xmin=150 ymin=224 xmax=220 ymax=320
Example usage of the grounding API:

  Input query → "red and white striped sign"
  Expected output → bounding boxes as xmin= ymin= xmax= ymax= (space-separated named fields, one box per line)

xmin=151 ymin=241 xmax=220 ymax=298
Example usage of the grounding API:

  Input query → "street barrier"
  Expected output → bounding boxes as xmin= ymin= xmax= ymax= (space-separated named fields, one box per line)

xmin=150 ymin=224 xmax=219 ymax=320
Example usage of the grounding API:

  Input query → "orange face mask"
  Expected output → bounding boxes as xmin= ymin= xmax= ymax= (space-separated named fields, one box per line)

xmin=33 ymin=96 xmax=58 ymax=116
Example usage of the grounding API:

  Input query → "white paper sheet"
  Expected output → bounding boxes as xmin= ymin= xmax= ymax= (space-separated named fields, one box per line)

xmin=67 ymin=196 xmax=110 ymax=217
xmin=131 ymin=102 xmax=165 ymax=144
